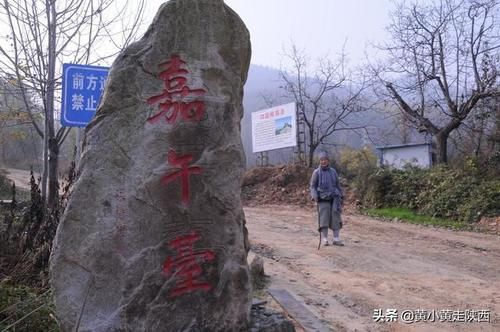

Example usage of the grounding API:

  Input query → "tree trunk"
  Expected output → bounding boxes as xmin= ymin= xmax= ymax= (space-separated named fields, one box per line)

xmin=45 ymin=0 xmax=57 ymax=209
xmin=492 ymin=102 xmax=500 ymax=153
xmin=308 ymin=147 xmax=314 ymax=168
xmin=308 ymin=140 xmax=320 ymax=168
xmin=474 ymin=116 xmax=485 ymax=158
xmin=47 ymin=138 xmax=59 ymax=209
xmin=307 ymin=129 xmax=317 ymax=167
xmin=433 ymin=132 xmax=449 ymax=164
xmin=42 ymin=120 xmax=48 ymax=202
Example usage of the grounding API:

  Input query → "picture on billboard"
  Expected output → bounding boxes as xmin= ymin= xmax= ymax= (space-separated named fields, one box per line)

xmin=275 ymin=116 xmax=293 ymax=135
xmin=251 ymin=102 xmax=297 ymax=153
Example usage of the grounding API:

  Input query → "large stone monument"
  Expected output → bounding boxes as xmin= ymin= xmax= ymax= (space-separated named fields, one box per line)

xmin=50 ymin=0 xmax=252 ymax=330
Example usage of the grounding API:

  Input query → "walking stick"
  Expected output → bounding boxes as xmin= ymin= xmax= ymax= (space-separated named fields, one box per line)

xmin=317 ymin=203 xmax=321 ymax=250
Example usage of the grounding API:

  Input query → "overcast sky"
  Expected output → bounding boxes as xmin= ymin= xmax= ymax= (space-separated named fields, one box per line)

xmin=0 ymin=1 xmax=394 ymax=70
xmin=144 ymin=0 xmax=394 ymax=69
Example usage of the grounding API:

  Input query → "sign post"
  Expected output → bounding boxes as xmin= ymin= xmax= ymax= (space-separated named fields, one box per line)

xmin=61 ymin=63 xmax=109 ymax=127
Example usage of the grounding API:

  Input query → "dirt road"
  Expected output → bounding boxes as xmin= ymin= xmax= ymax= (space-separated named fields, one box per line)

xmin=245 ymin=205 xmax=500 ymax=332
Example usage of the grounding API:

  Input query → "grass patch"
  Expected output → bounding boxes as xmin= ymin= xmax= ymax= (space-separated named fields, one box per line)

xmin=363 ymin=207 xmax=471 ymax=230
xmin=0 ymin=283 xmax=59 ymax=331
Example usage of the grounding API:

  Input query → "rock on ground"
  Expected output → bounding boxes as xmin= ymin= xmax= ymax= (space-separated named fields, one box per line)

xmin=50 ymin=0 xmax=252 ymax=330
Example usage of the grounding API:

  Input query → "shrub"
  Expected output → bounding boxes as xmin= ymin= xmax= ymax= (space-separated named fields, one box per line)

xmin=0 ymin=283 xmax=58 ymax=331
xmin=354 ymin=163 xmax=499 ymax=223
xmin=362 ymin=168 xmax=393 ymax=207
xmin=337 ymin=147 xmax=378 ymax=180
xmin=337 ymin=147 xmax=378 ymax=203
xmin=388 ymin=166 xmax=427 ymax=209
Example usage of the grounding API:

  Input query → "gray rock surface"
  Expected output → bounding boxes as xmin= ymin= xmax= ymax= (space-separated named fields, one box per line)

xmin=50 ymin=0 xmax=251 ymax=330
xmin=250 ymin=255 xmax=265 ymax=278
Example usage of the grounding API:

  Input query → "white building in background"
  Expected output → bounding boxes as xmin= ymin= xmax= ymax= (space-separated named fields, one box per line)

xmin=376 ymin=143 xmax=433 ymax=169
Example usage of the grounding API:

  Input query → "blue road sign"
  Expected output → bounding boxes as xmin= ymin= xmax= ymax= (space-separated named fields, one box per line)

xmin=61 ymin=63 xmax=109 ymax=127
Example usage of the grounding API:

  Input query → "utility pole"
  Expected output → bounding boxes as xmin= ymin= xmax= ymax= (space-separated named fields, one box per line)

xmin=257 ymin=151 xmax=269 ymax=167
xmin=295 ymin=103 xmax=306 ymax=165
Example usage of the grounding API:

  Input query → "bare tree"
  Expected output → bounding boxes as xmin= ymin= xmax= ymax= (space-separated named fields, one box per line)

xmin=490 ymin=96 xmax=500 ymax=153
xmin=0 ymin=0 xmax=145 ymax=208
xmin=456 ymin=99 xmax=496 ymax=157
xmin=373 ymin=0 xmax=500 ymax=164
xmin=0 ymin=77 xmax=42 ymax=167
xmin=280 ymin=45 xmax=369 ymax=167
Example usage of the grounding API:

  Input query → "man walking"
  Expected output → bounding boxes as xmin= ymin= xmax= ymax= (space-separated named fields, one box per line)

xmin=310 ymin=151 xmax=344 ymax=247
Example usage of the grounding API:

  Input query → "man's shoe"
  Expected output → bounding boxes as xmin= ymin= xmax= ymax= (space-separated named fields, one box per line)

xmin=322 ymin=238 xmax=330 ymax=246
xmin=332 ymin=240 xmax=344 ymax=246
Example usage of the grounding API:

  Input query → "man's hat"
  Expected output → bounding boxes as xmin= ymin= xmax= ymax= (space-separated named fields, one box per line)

xmin=319 ymin=151 xmax=329 ymax=160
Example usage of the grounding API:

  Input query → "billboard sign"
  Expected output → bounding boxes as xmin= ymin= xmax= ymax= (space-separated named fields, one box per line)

xmin=251 ymin=102 xmax=297 ymax=153
xmin=61 ymin=63 xmax=109 ymax=127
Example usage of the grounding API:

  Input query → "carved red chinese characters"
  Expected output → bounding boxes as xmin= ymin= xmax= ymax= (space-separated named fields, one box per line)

xmin=147 ymin=55 xmax=206 ymax=124
xmin=161 ymin=149 xmax=202 ymax=205
xmin=148 ymin=56 xmax=212 ymax=298
xmin=163 ymin=232 xmax=215 ymax=298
